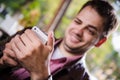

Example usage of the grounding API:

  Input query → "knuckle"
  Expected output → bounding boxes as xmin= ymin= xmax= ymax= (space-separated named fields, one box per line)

xmin=3 ymin=49 xmax=6 ymax=53
xmin=21 ymin=33 xmax=25 ymax=38
xmin=25 ymin=29 xmax=31 ymax=34
xmin=2 ymin=56 xmax=7 ymax=61
xmin=18 ymin=55 xmax=29 ymax=62
xmin=17 ymin=55 xmax=25 ymax=61
xmin=37 ymin=43 xmax=42 ymax=48
xmin=34 ymin=42 xmax=43 ymax=50
xmin=28 ymin=47 xmax=34 ymax=53
xmin=5 ymin=43 xmax=9 ymax=47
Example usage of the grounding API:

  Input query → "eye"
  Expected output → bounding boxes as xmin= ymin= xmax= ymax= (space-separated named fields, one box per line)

xmin=86 ymin=27 xmax=96 ymax=36
xmin=74 ymin=19 xmax=82 ymax=24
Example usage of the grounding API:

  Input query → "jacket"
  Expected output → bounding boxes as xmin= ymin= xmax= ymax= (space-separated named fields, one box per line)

xmin=0 ymin=29 xmax=92 ymax=80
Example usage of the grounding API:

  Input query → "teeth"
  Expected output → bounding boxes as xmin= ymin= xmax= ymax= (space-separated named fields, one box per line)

xmin=70 ymin=32 xmax=82 ymax=43
xmin=71 ymin=36 xmax=79 ymax=42
xmin=74 ymin=35 xmax=81 ymax=42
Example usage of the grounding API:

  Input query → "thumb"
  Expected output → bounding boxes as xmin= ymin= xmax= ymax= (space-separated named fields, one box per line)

xmin=47 ymin=31 xmax=54 ymax=52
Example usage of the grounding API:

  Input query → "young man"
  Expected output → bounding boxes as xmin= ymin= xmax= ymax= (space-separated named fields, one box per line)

xmin=0 ymin=0 xmax=119 ymax=80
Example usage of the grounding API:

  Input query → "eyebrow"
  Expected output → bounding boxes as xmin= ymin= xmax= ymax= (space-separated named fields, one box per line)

xmin=76 ymin=17 xmax=82 ymax=22
xmin=76 ymin=17 xmax=98 ymax=31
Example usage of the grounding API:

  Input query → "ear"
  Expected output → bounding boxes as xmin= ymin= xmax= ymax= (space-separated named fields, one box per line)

xmin=95 ymin=37 xmax=107 ymax=47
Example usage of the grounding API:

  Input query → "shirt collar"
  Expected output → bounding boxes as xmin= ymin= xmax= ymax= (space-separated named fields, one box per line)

xmin=51 ymin=39 xmax=84 ymax=65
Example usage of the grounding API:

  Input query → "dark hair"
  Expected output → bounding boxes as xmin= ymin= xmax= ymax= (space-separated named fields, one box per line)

xmin=79 ymin=0 xmax=118 ymax=37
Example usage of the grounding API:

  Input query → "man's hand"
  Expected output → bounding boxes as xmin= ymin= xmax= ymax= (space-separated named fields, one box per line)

xmin=10 ymin=29 xmax=54 ymax=80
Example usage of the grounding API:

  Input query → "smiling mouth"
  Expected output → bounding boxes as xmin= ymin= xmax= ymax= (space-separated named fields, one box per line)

xmin=70 ymin=34 xmax=82 ymax=43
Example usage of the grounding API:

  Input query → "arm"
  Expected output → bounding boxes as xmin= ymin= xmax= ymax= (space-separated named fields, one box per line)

xmin=8 ymin=29 xmax=54 ymax=80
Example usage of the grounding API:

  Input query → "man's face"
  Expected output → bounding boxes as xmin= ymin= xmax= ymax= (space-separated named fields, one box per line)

xmin=63 ymin=6 xmax=105 ymax=54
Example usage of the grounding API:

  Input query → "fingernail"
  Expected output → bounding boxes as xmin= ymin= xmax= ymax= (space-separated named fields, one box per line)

xmin=50 ymin=31 xmax=54 ymax=39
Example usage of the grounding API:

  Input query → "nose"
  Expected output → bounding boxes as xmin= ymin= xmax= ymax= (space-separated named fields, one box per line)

xmin=75 ymin=27 xmax=84 ymax=37
xmin=79 ymin=29 xmax=83 ymax=37
xmin=78 ymin=23 xmax=86 ymax=35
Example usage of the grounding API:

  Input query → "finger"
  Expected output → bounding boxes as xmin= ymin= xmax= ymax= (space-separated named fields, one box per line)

xmin=3 ymin=47 xmax=16 ymax=60
xmin=19 ymin=34 xmax=33 ymax=56
xmin=11 ymin=36 xmax=24 ymax=58
xmin=4 ymin=39 xmax=17 ymax=60
xmin=47 ymin=31 xmax=54 ymax=52
xmin=20 ymin=33 xmax=33 ymax=48
xmin=25 ymin=29 xmax=40 ymax=43
xmin=2 ymin=54 xmax=18 ymax=66
xmin=5 ymin=43 xmax=11 ymax=49
xmin=5 ymin=38 xmax=15 ymax=49
xmin=2 ymin=58 xmax=18 ymax=66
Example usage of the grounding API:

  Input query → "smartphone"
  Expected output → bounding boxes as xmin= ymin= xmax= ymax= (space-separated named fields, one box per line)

xmin=32 ymin=26 xmax=48 ymax=44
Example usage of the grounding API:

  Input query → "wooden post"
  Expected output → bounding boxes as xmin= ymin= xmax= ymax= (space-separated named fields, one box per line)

xmin=46 ymin=0 xmax=72 ymax=32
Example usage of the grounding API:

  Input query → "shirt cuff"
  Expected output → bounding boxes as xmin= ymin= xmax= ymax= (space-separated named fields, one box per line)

xmin=48 ymin=75 xmax=52 ymax=80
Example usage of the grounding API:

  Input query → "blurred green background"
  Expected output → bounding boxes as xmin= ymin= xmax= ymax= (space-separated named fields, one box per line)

xmin=0 ymin=0 xmax=120 ymax=80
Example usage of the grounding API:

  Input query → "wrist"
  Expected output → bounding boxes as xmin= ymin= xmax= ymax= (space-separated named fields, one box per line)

xmin=31 ymin=74 xmax=52 ymax=80
xmin=31 ymin=72 xmax=49 ymax=80
xmin=30 ymin=66 xmax=49 ymax=80
xmin=45 ymin=75 xmax=52 ymax=80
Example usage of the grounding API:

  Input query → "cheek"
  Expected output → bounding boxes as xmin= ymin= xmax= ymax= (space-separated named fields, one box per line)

xmin=65 ymin=26 xmax=74 ymax=36
xmin=84 ymin=34 xmax=98 ymax=45
xmin=67 ymin=23 xmax=76 ymax=31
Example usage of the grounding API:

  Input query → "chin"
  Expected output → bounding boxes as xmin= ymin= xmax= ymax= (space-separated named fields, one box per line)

xmin=64 ymin=42 xmax=78 ymax=50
